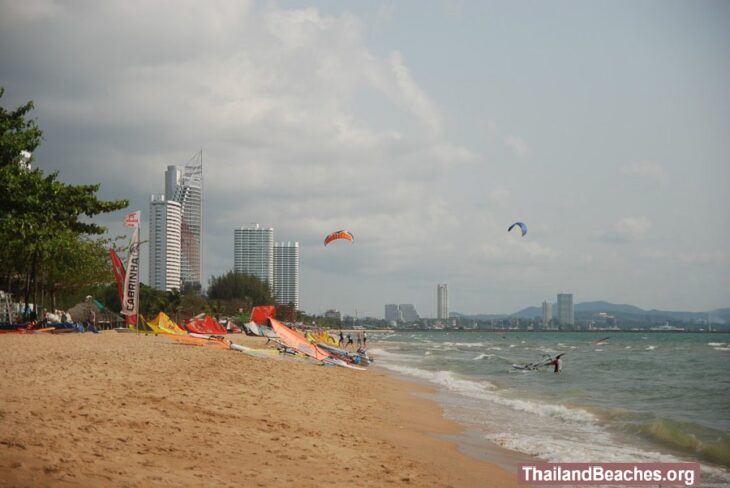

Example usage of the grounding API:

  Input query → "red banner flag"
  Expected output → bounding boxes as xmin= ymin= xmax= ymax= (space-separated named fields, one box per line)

xmin=109 ymin=248 xmax=136 ymax=327
xmin=109 ymin=249 xmax=126 ymax=303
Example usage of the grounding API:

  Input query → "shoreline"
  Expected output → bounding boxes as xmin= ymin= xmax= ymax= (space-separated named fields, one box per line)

xmin=0 ymin=332 xmax=524 ymax=487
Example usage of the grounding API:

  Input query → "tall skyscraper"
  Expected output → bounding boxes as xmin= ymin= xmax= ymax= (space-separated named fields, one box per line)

xmin=383 ymin=304 xmax=420 ymax=322
xmin=437 ymin=284 xmax=448 ymax=320
xmin=384 ymin=304 xmax=399 ymax=322
xmin=273 ymin=242 xmax=299 ymax=308
xmin=165 ymin=151 xmax=203 ymax=291
xmin=557 ymin=293 xmax=574 ymax=326
xmin=148 ymin=195 xmax=182 ymax=291
xmin=542 ymin=301 xmax=552 ymax=327
xmin=234 ymin=224 xmax=274 ymax=285
xmin=399 ymin=304 xmax=420 ymax=322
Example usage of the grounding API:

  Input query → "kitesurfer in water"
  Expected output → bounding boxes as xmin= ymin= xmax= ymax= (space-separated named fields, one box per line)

xmin=547 ymin=354 xmax=564 ymax=374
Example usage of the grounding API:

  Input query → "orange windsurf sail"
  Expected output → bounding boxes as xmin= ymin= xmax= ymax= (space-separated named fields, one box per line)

xmin=269 ymin=319 xmax=332 ymax=361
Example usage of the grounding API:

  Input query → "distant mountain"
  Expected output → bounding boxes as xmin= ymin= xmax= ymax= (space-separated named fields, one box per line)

xmin=709 ymin=308 xmax=730 ymax=324
xmin=575 ymin=301 xmax=645 ymax=314
xmin=511 ymin=306 xmax=542 ymax=319
xmin=506 ymin=301 xmax=728 ymax=324
xmin=449 ymin=312 xmax=507 ymax=320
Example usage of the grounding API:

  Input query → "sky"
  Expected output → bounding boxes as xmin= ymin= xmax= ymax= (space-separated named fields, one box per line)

xmin=1 ymin=0 xmax=728 ymax=318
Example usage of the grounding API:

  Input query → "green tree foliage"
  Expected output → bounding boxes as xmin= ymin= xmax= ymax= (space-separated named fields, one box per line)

xmin=0 ymin=88 xmax=128 ymax=318
xmin=42 ymin=232 xmax=115 ymax=309
xmin=207 ymin=271 xmax=275 ymax=316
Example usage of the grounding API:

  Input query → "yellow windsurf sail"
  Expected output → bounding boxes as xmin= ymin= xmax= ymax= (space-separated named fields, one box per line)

xmin=149 ymin=311 xmax=186 ymax=335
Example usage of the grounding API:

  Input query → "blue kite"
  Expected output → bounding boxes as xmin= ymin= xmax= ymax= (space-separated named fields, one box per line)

xmin=508 ymin=222 xmax=527 ymax=237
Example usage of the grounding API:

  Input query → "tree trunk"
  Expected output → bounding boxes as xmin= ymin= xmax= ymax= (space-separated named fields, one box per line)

xmin=24 ymin=248 xmax=39 ymax=320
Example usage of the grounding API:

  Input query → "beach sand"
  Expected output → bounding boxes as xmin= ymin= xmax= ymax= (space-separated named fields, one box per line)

xmin=0 ymin=332 xmax=523 ymax=487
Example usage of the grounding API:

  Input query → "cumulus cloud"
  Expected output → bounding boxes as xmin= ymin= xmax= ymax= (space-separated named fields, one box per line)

xmin=488 ymin=187 xmax=511 ymax=205
xmin=621 ymin=160 xmax=668 ymax=185
xmin=600 ymin=217 xmax=653 ymax=243
xmin=0 ymin=1 xmax=481 ymax=314
xmin=504 ymin=135 xmax=528 ymax=158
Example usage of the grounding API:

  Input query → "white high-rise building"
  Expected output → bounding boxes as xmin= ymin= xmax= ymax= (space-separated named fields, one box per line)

xmin=234 ymin=224 xmax=274 ymax=285
xmin=149 ymin=195 xmax=182 ymax=291
xmin=437 ymin=284 xmax=448 ymax=320
xmin=557 ymin=293 xmax=574 ymax=326
xmin=384 ymin=304 xmax=399 ymax=322
xmin=165 ymin=151 xmax=202 ymax=291
xmin=542 ymin=301 xmax=552 ymax=327
xmin=399 ymin=304 xmax=420 ymax=322
xmin=273 ymin=242 xmax=299 ymax=309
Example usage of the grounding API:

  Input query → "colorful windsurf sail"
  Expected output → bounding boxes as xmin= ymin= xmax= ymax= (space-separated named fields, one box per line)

xmin=269 ymin=319 xmax=332 ymax=361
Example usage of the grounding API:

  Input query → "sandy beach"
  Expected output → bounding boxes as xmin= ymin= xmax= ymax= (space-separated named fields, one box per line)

xmin=0 ymin=332 xmax=523 ymax=487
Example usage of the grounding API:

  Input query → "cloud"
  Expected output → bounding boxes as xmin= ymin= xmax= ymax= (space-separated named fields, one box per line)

xmin=0 ymin=1 xmax=482 ymax=315
xmin=621 ymin=160 xmax=668 ymax=185
xmin=599 ymin=217 xmax=653 ymax=243
xmin=488 ymin=187 xmax=511 ymax=205
xmin=387 ymin=51 xmax=444 ymax=134
xmin=646 ymin=250 xmax=725 ymax=266
xmin=504 ymin=135 xmax=528 ymax=158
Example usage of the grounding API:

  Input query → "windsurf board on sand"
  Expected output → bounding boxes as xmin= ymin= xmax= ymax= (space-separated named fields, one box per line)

xmin=323 ymin=357 xmax=366 ymax=371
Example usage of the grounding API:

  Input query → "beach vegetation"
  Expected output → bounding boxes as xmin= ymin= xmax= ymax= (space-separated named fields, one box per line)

xmin=0 ymin=88 xmax=128 ymax=318
xmin=207 ymin=270 xmax=276 ymax=316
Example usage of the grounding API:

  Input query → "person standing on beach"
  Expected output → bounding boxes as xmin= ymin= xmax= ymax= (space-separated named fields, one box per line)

xmin=346 ymin=334 xmax=354 ymax=349
xmin=338 ymin=331 xmax=344 ymax=347
xmin=363 ymin=332 xmax=367 ymax=347
xmin=357 ymin=333 xmax=362 ymax=348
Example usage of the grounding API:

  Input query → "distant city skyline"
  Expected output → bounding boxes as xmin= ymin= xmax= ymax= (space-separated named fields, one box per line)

xmin=2 ymin=2 xmax=727 ymax=317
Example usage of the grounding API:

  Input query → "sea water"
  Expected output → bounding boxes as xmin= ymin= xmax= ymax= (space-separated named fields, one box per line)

xmin=369 ymin=331 xmax=730 ymax=486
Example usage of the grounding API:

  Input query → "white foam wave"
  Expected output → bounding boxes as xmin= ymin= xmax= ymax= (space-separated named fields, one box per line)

xmin=489 ymin=431 xmax=680 ymax=463
xmin=382 ymin=364 xmax=497 ymax=392
xmin=707 ymin=342 xmax=726 ymax=347
xmin=379 ymin=363 xmax=595 ymax=424
xmin=441 ymin=341 xmax=487 ymax=348
xmin=488 ymin=432 xmax=730 ymax=485
xmin=645 ymin=345 xmax=657 ymax=350
xmin=473 ymin=353 xmax=495 ymax=360
xmin=713 ymin=347 xmax=730 ymax=352
xmin=367 ymin=348 xmax=422 ymax=362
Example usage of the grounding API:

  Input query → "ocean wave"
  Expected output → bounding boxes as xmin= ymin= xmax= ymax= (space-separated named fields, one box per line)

xmin=441 ymin=342 xmax=487 ymax=348
xmin=707 ymin=342 xmax=726 ymax=347
xmin=487 ymin=432 xmax=730 ymax=484
xmin=629 ymin=417 xmax=730 ymax=468
xmin=381 ymin=364 xmax=497 ymax=392
xmin=378 ymin=363 xmax=595 ymax=424
xmin=487 ymin=430 xmax=677 ymax=463
xmin=473 ymin=353 xmax=495 ymax=360
xmin=366 ymin=348 xmax=423 ymax=362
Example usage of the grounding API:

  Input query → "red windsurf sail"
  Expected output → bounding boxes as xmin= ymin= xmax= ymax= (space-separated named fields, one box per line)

xmin=251 ymin=306 xmax=276 ymax=325
xmin=185 ymin=315 xmax=227 ymax=335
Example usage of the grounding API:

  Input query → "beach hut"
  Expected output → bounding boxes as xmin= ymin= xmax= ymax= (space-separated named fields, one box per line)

xmin=67 ymin=296 xmax=125 ymax=330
